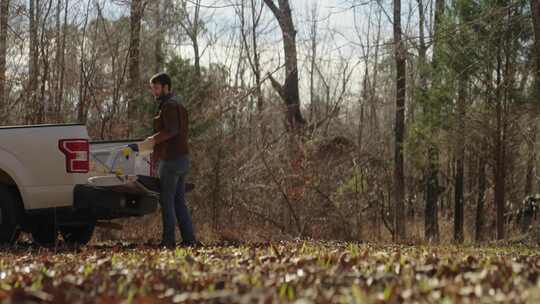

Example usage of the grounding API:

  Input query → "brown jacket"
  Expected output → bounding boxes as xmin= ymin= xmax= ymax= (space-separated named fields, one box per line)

xmin=153 ymin=94 xmax=189 ymax=161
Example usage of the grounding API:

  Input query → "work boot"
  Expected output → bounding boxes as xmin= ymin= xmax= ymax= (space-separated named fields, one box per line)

xmin=158 ymin=240 xmax=176 ymax=249
xmin=179 ymin=240 xmax=203 ymax=248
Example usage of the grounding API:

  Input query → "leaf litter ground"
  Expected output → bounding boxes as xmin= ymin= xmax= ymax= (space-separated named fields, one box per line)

xmin=1 ymin=241 xmax=540 ymax=303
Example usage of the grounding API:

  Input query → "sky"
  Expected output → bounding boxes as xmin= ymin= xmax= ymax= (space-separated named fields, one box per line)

xmin=199 ymin=0 xmax=402 ymax=101
xmin=85 ymin=0 xmax=420 ymax=106
xmin=182 ymin=0 xmax=395 ymax=94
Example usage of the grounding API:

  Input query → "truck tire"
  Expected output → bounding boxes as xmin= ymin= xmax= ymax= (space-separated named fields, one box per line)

xmin=0 ymin=186 xmax=21 ymax=245
xmin=31 ymin=219 xmax=58 ymax=246
xmin=60 ymin=224 xmax=95 ymax=245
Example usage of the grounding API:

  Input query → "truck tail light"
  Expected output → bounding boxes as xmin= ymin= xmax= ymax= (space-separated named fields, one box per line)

xmin=59 ymin=139 xmax=89 ymax=173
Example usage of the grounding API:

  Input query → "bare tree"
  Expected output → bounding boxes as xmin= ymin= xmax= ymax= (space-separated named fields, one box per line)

xmin=95 ymin=1 xmax=129 ymax=139
xmin=263 ymin=0 xmax=305 ymax=130
xmin=0 ymin=0 xmax=9 ymax=119
xmin=494 ymin=77 xmax=506 ymax=240
xmin=38 ymin=0 xmax=53 ymax=123
xmin=154 ymin=0 xmax=164 ymax=73
xmin=28 ymin=0 xmax=39 ymax=124
xmin=531 ymin=0 xmax=540 ymax=99
xmin=54 ymin=0 xmax=68 ymax=121
xmin=475 ymin=152 xmax=487 ymax=242
xmin=527 ymin=0 xmax=540 ymax=197
xmin=423 ymin=0 xmax=445 ymax=243
xmin=307 ymin=2 xmax=318 ymax=123
xmin=416 ymin=0 xmax=439 ymax=243
xmin=178 ymin=0 xmax=203 ymax=78
xmin=454 ymin=75 xmax=466 ymax=243
xmin=524 ymin=128 xmax=537 ymax=196
xmin=52 ymin=0 xmax=61 ymax=121
xmin=127 ymin=0 xmax=144 ymax=136
xmin=237 ymin=0 xmax=264 ymax=111
xmin=393 ymin=0 xmax=406 ymax=241
xmin=76 ymin=0 xmax=91 ymax=124
xmin=362 ymin=6 xmax=382 ymax=147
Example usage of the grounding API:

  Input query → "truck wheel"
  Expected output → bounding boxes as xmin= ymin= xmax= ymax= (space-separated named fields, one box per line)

xmin=60 ymin=224 xmax=95 ymax=245
xmin=31 ymin=221 xmax=57 ymax=246
xmin=0 ymin=186 xmax=21 ymax=245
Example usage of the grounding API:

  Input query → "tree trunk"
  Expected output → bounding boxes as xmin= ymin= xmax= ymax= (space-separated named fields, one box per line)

xmin=308 ymin=3 xmax=318 ymax=123
xmin=263 ymin=0 xmax=305 ymax=130
xmin=425 ymin=0 xmax=445 ymax=243
xmin=250 ymin=0 xmax=263 ymax=112
xmin=154 ymin=0 xmax=164 ymax=73
xmin=56 ymin=0 xmax=68 ymax=121
xmin=52 ymin=0 xmax=61 ymax=122
xmin=38 ymin=0 xmax=53 ymax=123
xmin=0 ymin=0 xmax=9 ymax=119
xmin=417 ymin=0 xmax=427 ymax=91
xmin=475 ymin=154 xmax=486 ymax=242
xmin=525 ymin=119 xmax=537 ymax=196
xmin=494 ymin=102 xmax=506 ymax=240
xmin=177 ymin=0 xmax=201 ymax=80
xmin=127 ymin=0 xmax=143 ymax=137
xmin=238 ymin=0 xmax=263 ymax=113
xmin=528 ymin=0 xmax=540 ymax=195
xmin=358 ymin=7 xmax=373 ymax=152
xmin=393 ymin=0 xmax=406 ymax=241
xmin=369 ymin=10 xmax=382 ymax=140
xmin=193 ymin=38 xmax=200 ymax=78
xmin=417 ymin=0 xmax=439 ymax=243
xmin=76 ymin=0 xmax=90 ymax=124
xmin=494 ymin=50 xmax=506 ymax=240
xmin=28 ymin=0 xmax=39 ymax=124
xmin=454 ymin=76 xmax=466 ymax=243
xmin=531 ymin=0 xmax=540 ymax=100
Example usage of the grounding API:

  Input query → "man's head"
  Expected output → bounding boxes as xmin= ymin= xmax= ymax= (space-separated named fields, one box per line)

xmin=150 ymin=72 xmax=172 ymax=98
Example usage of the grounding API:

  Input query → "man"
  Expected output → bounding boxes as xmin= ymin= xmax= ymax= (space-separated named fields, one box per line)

xmin=140 ymin=72 xmax=197 ymax=247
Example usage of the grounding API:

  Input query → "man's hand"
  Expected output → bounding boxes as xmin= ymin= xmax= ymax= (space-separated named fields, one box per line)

xmin=145 ymin=136 xmax=156 ymax=146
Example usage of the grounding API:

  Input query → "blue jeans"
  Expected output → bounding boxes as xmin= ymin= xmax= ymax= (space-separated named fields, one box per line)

xmin=158 ymin=157 xmax=196 ymax=244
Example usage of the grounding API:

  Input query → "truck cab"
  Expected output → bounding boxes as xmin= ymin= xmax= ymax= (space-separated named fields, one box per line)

xmin=0 ymin=123 xmax=159 ymax=246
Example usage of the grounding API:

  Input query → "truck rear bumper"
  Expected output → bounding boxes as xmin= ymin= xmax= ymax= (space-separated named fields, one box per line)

xmin=73 ymin=184 xmax=158 ymax=220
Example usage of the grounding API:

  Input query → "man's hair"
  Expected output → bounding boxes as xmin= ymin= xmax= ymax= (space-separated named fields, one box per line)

xmin=150 ymin=72 xmax=172 ymax=88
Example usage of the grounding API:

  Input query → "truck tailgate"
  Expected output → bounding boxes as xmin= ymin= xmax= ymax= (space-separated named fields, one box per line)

xmin=74 ymin=174 xmax=163 ymax=220
xmin=87 ymin=175 xmax=159 ymax=195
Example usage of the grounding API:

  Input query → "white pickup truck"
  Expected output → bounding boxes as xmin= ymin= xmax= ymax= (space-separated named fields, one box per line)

xmin=0 ymin=123 xmax=160 ymax=246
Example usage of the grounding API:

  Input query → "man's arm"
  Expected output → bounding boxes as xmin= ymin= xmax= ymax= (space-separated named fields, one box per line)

xmin=150 ymin=102 xmax=179 ymax=144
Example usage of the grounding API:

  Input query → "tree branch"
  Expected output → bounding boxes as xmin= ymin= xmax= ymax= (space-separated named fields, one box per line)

xmin=262 ymin=0 xmax=280 ymax=19
xmin=267 ymin=73 xmax=285 ymax=101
